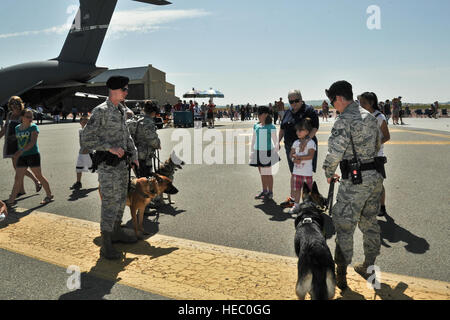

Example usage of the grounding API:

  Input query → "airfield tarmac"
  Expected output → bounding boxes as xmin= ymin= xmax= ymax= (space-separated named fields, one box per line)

xmin=0 ymin=117 xmax=449 ymax=300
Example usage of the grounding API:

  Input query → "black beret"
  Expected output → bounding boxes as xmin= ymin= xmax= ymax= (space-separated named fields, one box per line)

xmin=325 ymin=80 xmax=353 ymax=100
xmin=106 ymin=76 xmax=129 ymax=90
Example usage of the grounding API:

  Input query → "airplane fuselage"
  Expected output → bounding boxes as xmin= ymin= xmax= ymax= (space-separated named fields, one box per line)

xmin=0 ymin=60 xmax=105 ymax=106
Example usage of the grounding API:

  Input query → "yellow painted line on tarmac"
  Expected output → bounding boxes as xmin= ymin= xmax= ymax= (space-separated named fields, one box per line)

xmin=315 ymin=141 xmax=450 ymax=146
xmin=385 ymin=141 xmax=450 ymax=145
xmin=0 ymin=209 xmax=449 ymax=300
xmin=389 ymin=129 xmax=450 ymax=139
xmin=212 ymin=141 xmax=450 ymax=146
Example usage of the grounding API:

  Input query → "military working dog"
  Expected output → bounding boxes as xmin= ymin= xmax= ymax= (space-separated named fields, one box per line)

xmin=126 ymin=175 xmax=178 ymax=239
xmin=294 ymin=182 xmax=336 ymax=300
xmin=154 ymin=151 xmax=185 ymax=204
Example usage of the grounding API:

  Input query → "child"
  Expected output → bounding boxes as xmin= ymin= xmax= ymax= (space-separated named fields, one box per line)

xmin=250 ymin=106 xmax=279 ymax=200
xmin=7 ymin=109 xmax=53 ymax=205
xmin=70 ymin=115 xmax=92 ymax=190
xmin=288 ymin=118 xmax=316 ymax=214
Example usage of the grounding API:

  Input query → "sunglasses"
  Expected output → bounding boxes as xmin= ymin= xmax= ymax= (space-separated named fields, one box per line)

xmin=121 ymin=87 xmax=129 ymax=92
xmin=24 ymin=115 xmax=33 ymax=119
xmin=330 ymin=96 xmax=337 ymax=107
xmin=289 ymin=99 xmax=301 ymax=104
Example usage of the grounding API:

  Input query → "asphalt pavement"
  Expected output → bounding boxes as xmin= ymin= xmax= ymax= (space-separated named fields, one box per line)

xmin=0 ymin=116 xmax=449 ymax=299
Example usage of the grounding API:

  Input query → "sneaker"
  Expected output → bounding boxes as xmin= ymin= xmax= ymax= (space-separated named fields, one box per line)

xmin=280 ymin=197 xmax=295 ymax=208
xmin=263 ymin=191 xmax=273 ymax=200
xmin=255 ymin=191 xmax=267 ymax=200
xmin=288 ymin=204 xmax=300 ymax=214
xmin=70 ymin=182 xmax=82 ymax=190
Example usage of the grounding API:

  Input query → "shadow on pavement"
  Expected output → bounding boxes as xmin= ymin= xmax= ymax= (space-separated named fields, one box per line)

xmin=60 ymin=235 xmax=178 ymax=300
xmin=336 ymin=288 xmax=366 ymax=300
xmin=254 ymin=200 xmax=293 ymax=222
xmin=68 ymin=187 xmax=98 ymax=201
xmin=374 ymin=282 xmax=413 ymax=300
xmin=378 ymin=214 xmax=430 ymax=254
xmin=123 ymin=217 xmax=160 ymax=238
xmin=337 ymin=281 xmax=413 ymax=300
xmin=58 ymin=256 xmax=137 ymax=300
xmin=155 ymin=203 xmax=186 ymax=217
xmin=0 ymin=199 xmax=54 ymax=230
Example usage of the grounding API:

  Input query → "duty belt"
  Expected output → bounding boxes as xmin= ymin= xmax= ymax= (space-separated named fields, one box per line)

xmin=359 ymin=162 xmax=377 ymax=171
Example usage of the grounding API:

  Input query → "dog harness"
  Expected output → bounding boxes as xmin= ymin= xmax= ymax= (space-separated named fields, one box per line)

xmin=300 ymin=217 xmax=313 ymax=225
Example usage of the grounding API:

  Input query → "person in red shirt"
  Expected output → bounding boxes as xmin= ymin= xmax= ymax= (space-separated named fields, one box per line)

xmin=174 ymin=100 xmax=182 ymax=111
xmin=207 ymin=102 xmax=215 ymax=128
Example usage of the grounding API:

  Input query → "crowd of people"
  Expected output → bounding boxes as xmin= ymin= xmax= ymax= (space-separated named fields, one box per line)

xmin=0 ymin=76 xmax=439 ymax=293
xmin=161 ymin=94 xmax=431 ymax=128
xmin=248 ymin=81 xmax=392 ymax=290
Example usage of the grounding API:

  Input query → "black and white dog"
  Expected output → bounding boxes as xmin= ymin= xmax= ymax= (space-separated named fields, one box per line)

xmin=294 ymin=182 xmax=336 ymax=300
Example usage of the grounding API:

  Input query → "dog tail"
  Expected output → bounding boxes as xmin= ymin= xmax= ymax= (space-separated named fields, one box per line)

xmin=310 ymin=265 xmax=335 ymax=300
xmin=310 ymin=246 xmax=336 ymax=300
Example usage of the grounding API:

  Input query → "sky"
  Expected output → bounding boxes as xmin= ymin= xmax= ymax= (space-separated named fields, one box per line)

xmin=1 ymin=0 xmax=449 ymax=105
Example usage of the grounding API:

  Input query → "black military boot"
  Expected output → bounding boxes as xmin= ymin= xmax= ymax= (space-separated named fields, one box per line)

xmin=100 ymin=231 xmax=122 ymax=260
xmin=111 ymin=220 xmax=138 ymax=244
xmin=335 ymin=245 xmax=348 ymax=290
xmin=354 ymin=256 xmax=376 ymax=279
xmin=336 ymin=264 xmax=348 ymax=291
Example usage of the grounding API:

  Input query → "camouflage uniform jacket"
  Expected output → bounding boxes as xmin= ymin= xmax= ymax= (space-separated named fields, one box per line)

xmin=80 ymin=99 xmax=137 ymax=163
xmin=323 ymin=101 xmax=380 ymax=179
xmin=127 ymin=114 xmax=160 ymax=165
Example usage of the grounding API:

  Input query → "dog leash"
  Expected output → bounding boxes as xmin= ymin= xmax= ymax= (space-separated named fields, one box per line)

xmin=152 ymin=149 xmax=161 ymax=172
xmin=326 ymin=178 xmax=338 ymax=217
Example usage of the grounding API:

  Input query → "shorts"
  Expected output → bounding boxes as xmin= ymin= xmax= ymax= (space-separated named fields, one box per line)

xmin=17 ymin=153 xmax=41 ymax=168
xmin=292 ymin=174 xmax=313 ymax=191
xmin=249 ymin=149 xmax=280 ymax=168
xmin=76 ymin=153 xmax=93 ymax=173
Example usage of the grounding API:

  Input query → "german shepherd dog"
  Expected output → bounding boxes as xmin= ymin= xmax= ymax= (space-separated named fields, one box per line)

xmin=126 ymin=175 xmax=179 ymax=239
xmin=154 ymin=151 xmax=185 ymax=204
xmin=294 ymin=181 xmax=336 ymax=300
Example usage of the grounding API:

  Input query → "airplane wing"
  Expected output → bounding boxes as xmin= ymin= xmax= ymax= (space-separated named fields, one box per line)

xmin=133 ymin=0 xmax=172 ymax=5
xmin=74 ymin=92 xmax=107 ymax=100
xmin=35 ymin=81 xmax=87 ymax=89
xmin=74 ymin=92 xmax=157 ymax=104
xmin=0 ymin=80 xmax=44 ymax=106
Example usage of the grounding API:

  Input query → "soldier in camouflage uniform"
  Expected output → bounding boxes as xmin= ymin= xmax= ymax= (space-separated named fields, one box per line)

xmin=81 ymin=76 xmax=139 ymax=260
xmin=126 ymin=100 xmax=161 ymax=178
xmin=323 ymin=81 xmax=383 ymax=290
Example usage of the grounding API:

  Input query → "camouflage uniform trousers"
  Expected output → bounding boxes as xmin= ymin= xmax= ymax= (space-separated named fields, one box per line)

xmin=333 ymin=172 xmax=383 ymax=265
xmin=98 ymin=161 xmax=129 ymax=233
